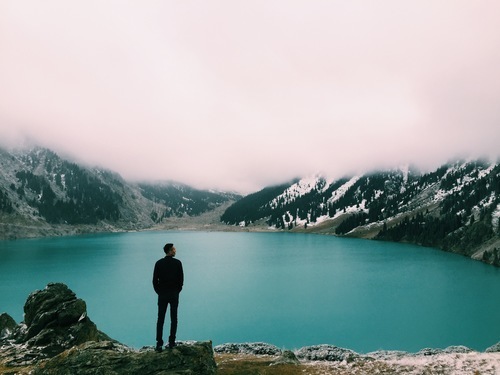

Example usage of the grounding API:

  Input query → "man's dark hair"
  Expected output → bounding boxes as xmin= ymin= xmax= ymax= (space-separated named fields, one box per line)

xmin=163 ymin=243 xmax=174 ymax=254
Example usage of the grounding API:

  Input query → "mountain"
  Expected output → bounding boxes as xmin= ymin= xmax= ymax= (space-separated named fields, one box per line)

xmin=221 ymin=160 xmax=500 ymax=266
xmin=2 ymin=145 xmax=499 ymax=267
xmin=0 ymin=146 xmax=240 ymax=239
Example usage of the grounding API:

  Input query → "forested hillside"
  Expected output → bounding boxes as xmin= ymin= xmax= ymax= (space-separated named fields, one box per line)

xmin=0 ymin=146 xmax=239 ymax=239
xmin=221 ymin=160 xmax=500 ymax=266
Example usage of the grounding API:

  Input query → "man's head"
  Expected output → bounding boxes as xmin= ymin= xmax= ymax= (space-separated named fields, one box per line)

xmin=163 ymin=243 xmax=176 ymax=257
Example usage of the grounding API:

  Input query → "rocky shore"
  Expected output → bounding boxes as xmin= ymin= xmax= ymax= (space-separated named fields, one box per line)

xmin=0 ymin=283 xmax=216 ymax=374
xmin=1 ymin=283 xmax=499 ymax=374
xmin=214 ymin=342 xmax=500 ymax=374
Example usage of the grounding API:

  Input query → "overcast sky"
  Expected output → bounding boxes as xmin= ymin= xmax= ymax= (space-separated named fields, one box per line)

xmin=1 ymin=1 xmax=499 ymax=193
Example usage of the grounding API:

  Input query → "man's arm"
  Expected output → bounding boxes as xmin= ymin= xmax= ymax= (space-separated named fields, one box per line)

xmin=152 ymin=262 xmax=160 ymax=294
xmin=178 ymin=262 xmax=184 ymax=292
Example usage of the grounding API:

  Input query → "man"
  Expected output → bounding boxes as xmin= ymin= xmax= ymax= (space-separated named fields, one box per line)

xmin=152 ymin=243 xmax=184 ymax=352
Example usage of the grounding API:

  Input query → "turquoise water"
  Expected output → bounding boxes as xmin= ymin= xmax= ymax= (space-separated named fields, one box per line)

xmin=1 ymin=231 xmax=499 ymax=353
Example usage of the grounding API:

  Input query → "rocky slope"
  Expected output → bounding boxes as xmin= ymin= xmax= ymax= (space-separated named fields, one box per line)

xmin=0 ymin=146 xmax=240 ymax=240
xmin=0 ymin=283 xmax=216 ymax=374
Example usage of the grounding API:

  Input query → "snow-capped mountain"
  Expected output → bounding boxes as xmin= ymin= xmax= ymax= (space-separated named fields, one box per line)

xmin=221 ymin=160 xmax=500 ymax=266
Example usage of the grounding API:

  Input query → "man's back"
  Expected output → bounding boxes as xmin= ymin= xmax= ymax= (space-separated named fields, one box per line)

xmin=153 ymin=256 xmax=184 ymax=294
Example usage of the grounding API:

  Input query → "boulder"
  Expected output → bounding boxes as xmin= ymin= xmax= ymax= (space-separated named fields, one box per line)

xmin=214 ymin=342 xmax=282 ymax=355
xmin=271 ymin=349 xmax=300 ymax=366
xmin=14 ymin=283 xmax=103 ymax=357
xmin=295 ymin=344 xmax=359 ymax=363
xmin=486 ymin=342 xmax=500 ymax=353
xmin=415 ymin=345 xmax=473 ymax=356
xmin=0 ymin=313 xmax=16 ymax=339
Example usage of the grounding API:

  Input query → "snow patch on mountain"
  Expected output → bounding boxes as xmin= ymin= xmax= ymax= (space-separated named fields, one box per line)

xmin=492 ymin=203 xmax=500 ymax=233
xmin=479 ymin=164 xmax=495 ymax=178
xmin=270 ymin=175 xmax=324 ymax=208
xmin=327 ymin=176 xmax=361 ymax=203
xmin=434 ymin=161 xmax=495 ymax=202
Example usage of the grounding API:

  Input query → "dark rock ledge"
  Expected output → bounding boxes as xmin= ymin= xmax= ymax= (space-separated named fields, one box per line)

xmin=0 ymin=283 xmax=216 ymax=374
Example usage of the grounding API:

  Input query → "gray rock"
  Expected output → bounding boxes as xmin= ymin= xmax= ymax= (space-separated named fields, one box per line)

xmin=32 ymin=340 xmax=217 ymax=375
xmin=366 ymin=350 xmax=409 ymax=360
xmin=295 ymin=344 xmax=359 ymax=363
xmin=416 ymin=347 xmax=442 ymax=356
xmin=416 ymin=345 xmax=473 ymax=356
xmin=442 ymin=345 xmax=473 ymax=354
xmin=486 ymin=342 xmax=500 ymax=353
xmin=214 ymin=342 xmax=282 ymax=355
xmin=0 ymin=312 xmax=16 ymax=339
xmin=271 ymin=349 xmax=300 ymax=366
xmin=13 ymin=282 xmax=103 ymax=357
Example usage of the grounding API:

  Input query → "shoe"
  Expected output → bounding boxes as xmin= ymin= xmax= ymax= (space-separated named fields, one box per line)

xmin=155 ymin=345 xmax=163 ymax=353
xmin=168 ymin=342 xmax=176 ymax=349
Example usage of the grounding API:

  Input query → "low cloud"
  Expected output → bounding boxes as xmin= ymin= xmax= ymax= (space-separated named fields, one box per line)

xmin=1 ymin=1 xmax=499 ymax=193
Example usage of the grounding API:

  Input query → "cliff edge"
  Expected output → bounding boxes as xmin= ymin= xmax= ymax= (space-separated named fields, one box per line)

xmin=0 ymin=283 xmax=216 ymax=375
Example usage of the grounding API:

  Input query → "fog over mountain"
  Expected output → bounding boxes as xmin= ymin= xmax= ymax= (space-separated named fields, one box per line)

xmin=0 ymin=146 xmax=240 ymax=239
xmin=1 ymin=1 xmax=500 ymax=193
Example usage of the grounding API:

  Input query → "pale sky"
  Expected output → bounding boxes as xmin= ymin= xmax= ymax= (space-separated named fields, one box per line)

xmin=1 ymin=1 xmax=499 ymax=193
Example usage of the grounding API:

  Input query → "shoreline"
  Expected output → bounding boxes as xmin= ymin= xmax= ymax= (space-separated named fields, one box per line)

xmin=2 ymin=202 xmax=499 ymax=269
xmin=213 ymin=340 xmax=500 ymax=356
xmin=213 ymin=341 xmax=500 ymax=374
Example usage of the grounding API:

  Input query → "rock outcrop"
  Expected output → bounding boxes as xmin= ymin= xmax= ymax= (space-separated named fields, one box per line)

xmin=32 ymin=340 xmax=217 ymax=375
xmin=214 ymin=341 xmax=500 ymax=374
xmin=0 ymin=313 xmax=16 ymax=339
xmin=295 ymin=344 xmax=360 ymax=363
xmin=270 ymin=350 xmax=300 ymax=366
xmin=214 ymin=342 xmax=282 ymax=355
xmin=0 ymin=283 xmax=217 ymax=374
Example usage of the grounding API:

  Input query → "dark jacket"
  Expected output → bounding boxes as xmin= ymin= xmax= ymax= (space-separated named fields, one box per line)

xmin=153 ymin=256 xmax=184 ymax=295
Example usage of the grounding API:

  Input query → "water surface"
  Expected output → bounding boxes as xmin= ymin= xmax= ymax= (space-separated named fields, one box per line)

xmin=1 ymin=231 xmax=499 ymax=353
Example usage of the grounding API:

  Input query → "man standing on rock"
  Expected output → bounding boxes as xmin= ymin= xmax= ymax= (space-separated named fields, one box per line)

xmin=153 ymin=243 xmax=184 ymax=352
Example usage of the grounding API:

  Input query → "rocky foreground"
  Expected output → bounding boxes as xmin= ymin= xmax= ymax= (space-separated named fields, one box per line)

xmin=0 ymin=283 xmax=216 ymax=374
xmin=214 ymin=342 xmax=500 ymax=375
xmin=1 ymin=283 xmax=499 ymax=374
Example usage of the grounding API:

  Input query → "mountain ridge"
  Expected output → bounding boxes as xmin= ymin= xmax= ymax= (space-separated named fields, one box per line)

xmin=221 ymin=159 xmax=500 ymax=266
xmin=0 ymin=146 xmax=240 ymax=239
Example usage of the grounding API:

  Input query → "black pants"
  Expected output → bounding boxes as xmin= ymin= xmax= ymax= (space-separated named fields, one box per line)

xmin=156 ymin=292 xmax=179 ymax=346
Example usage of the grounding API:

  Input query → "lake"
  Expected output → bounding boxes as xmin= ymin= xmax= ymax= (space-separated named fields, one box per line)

xmin=1 ymin=231 xmax=499 ymax=353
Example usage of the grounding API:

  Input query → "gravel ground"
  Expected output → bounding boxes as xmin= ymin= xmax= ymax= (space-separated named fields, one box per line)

xmin=216 ymin=351 xmax=500 ymax=374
